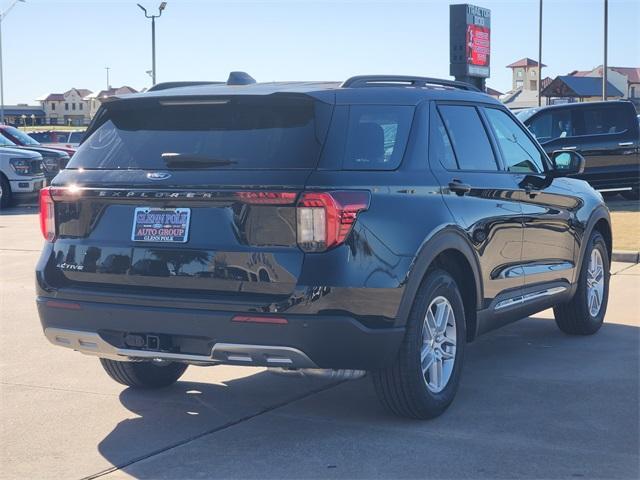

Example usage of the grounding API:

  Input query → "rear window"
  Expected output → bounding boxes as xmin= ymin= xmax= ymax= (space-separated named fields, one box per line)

xmin=67 ymin=95 xmax=332 ymax=170
xmin=342 ymin=105 xmax=413 ymax=170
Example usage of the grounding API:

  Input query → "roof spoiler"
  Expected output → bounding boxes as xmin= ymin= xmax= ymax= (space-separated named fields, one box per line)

xmin=145 ymin=72 xmax=256 ymax=92
xmin=147 ymin=81 xmax=225 ymax=92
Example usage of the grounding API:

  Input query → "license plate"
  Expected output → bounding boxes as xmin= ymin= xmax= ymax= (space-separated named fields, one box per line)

xmin=131 ymin=207 xmax=191 ymax=243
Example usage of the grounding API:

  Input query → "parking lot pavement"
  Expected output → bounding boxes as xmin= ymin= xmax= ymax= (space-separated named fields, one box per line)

xmin=1 ymin=208 xmax=638 ymax=480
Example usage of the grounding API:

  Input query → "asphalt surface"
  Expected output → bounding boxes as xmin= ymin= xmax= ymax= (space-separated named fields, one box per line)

xmin=1 ymin=206 xmax=639 ymax=480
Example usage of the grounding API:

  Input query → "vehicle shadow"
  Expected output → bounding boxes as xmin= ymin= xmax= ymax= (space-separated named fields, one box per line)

xmin=605 ymin=196 xmax=639 ymax=213
xmin=97 ymin=368 xmax=336 ymax=474
xmin=0 ymin=205 xmax=38 ymax=216
xmin=99 ymin=317 xmax=639 ymax=479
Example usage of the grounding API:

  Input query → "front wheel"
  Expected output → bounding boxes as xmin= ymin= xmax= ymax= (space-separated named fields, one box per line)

xmin=372 ymin=269 xmax=466 ymax=419
xmin=554 ymin=231 xmax=610 ymax=335
xmin=100 ymin=358 xmax=188 ymax=389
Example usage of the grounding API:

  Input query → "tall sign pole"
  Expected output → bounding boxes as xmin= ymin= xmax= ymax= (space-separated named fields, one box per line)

xmin=450 ymin=4 xmax=491 ymax=91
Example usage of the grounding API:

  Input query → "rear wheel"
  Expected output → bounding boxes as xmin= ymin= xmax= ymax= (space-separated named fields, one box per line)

xmin=100 ymin=358 xmax=188 ymax=388
xmin=554 ymin=231 xmax=609 ymax=335
xmin=372 ymin=269 xmax=466 ymax=419
xmin=621 ymin=188 xmax=639 ymax=201
xmin=0 ymin=174 xmax=11 ymax=209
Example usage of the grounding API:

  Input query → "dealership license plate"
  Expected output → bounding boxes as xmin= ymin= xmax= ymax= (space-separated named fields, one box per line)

xmin=131 ymin=207 xmax=191 ymax=243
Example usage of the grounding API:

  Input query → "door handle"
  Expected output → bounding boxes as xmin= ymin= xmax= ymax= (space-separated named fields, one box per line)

xmin=618 ymin=141 xmax=633 ymax=147
xmin=562 ymin=146 xmax=577 ymax=150
xmin=448 ymin=180 xmax=472 ymax=196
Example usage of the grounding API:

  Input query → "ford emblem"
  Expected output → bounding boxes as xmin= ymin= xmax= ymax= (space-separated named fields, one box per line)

xmin=147 ymin=172 xmax=172 ymax=180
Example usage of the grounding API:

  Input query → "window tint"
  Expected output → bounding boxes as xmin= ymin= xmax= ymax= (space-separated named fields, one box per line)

xmin=577 ymin=106 xmax=628 ymax=136
xmin=342 ymin=105 xmax=413 ymax=170
xmin=67 ymin=97 xmax=332 ymax=170
xmin=527 ymin=109 xmax=573 ymax=142
xmin=484 ymin=108 xmax=545 ymax=173
xmin=430 ymin=111 xmax=457 ymax=170
xmin=438 ymin=105 xmax=497 ymax=171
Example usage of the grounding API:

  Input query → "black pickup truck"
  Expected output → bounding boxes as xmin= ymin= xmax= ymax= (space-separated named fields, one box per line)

xmin=517 ymin=100 xmax=640 ymax=199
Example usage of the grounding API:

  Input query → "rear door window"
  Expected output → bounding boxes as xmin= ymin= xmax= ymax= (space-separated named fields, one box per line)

xmin=67 ymin=95 xmax=332 ymax=170
xmin=430 ymin=111 xmax=457 ymax=170
xmin=438 ymin=104 xmax=498 ymax=171
xmin=342 ymin=105 xmax=413 ymax=170
xmin=575 ymin=105 xmax=629 ymax=136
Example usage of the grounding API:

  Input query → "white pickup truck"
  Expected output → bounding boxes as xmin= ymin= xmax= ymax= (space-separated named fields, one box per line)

xmin=0 ymin=147 xmax=45 ymax=208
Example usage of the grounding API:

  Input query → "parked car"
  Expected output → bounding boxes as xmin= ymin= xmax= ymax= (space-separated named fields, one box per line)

xmin=0 ymin=125 xmax=76 ymax=158
xmin=36 ymin=74 xmax=612 ymax=419
xmin=0 ymin=132 xmax=69 ymax=183
xmin=26 ymin=129 xmax=85 ymax=148
xmin=0 ymin=147 xmax=44 ymax=208
xmin=517 ymin=100 xmax=640 ymax=200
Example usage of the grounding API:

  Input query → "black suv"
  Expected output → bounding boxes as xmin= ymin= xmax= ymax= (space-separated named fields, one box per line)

xmin=37 ymin=75 xmax=612 ymax=419
xmin=517 ymin=100 xmax=640 ymax=200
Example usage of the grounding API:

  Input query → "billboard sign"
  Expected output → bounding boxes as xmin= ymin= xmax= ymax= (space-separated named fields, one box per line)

xmin=450 ymin=4 xmax=491 ymax=79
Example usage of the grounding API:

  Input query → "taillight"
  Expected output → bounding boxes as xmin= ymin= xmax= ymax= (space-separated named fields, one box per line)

xmin=39 ymin=187 xmax=56 ymax=242
xmin=297 ymin=191 xmax=370 ymax=252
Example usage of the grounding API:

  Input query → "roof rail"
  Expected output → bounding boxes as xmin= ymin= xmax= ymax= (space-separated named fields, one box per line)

xmin=147 ymin=81 xmax=225 ymax=92
xmin=341 ymin=75 xmax=481 ymax=92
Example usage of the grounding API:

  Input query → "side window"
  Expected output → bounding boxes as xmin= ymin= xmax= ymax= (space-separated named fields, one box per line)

xmin=576 ymin=106 xmax=628 ymax=136
xmin=484 ymin=108 xmax=545 ymax=174
xmin=429 ymin=111 xmax=457 ymax=170
xmin=528 ymin=109 xmax=573 ymax=142
xmin=438 ymin=105 xmax=498 ymax=171
xmin=342 ymin=105 xmax=414 ymax=170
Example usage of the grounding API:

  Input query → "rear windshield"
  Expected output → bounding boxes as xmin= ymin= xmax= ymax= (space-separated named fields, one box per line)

xmin=67 ymin=95 xmax=332 ymax=170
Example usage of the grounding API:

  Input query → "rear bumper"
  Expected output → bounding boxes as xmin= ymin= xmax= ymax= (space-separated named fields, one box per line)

xmin=37 ymin=297 xmax=405 ymax=370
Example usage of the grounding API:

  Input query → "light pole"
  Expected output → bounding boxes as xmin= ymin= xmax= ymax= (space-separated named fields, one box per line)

xmin=105 ymin=66 xmax=111 ymax=89
xmin=537 ymin=0 xmax=543 ymax=107
xmin=0 ymin=0 xmax=25 ymax=124
xmin=137 ymin=2 xmax=167 ymax=85
xmin=602 ymin=0 xmax=608 ymax=100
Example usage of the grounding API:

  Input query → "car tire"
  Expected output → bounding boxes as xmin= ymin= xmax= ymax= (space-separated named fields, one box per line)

xmin=0 ymin=174 xmax=11 ymax=209
xmin=621 ymin=188 xmax=639 ymax=201
xmin=554 ymin=231 xmax=609 ymax=335
xmin=372 ymin=269 xmax=466 ymax=419
xmin=99 ymin=358 xmax=188 ymax=388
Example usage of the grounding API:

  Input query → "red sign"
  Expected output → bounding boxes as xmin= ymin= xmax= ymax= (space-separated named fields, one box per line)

xmin=466 ymin=24 xmax=490 ymax=67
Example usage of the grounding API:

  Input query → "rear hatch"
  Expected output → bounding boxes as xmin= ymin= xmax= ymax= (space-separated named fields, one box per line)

xmin=44 ymin=93 xmax=333 ymax=301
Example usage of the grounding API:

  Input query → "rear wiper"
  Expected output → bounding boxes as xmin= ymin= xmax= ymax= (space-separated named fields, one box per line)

xmin=161 ymin=153 xmax=238 ymax=169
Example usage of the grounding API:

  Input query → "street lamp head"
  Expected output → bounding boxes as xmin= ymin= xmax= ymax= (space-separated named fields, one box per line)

xmin=137 ymin=3 xmax=147 ymax=15
xmin=159 ymin=2 xmax=167 ymax=12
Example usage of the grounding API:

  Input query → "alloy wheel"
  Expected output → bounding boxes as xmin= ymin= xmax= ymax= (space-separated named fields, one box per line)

xmin=421 ymin=296 xmax=457 ymax=393
xmin=586 ymin=248 xmax=605 ymax=317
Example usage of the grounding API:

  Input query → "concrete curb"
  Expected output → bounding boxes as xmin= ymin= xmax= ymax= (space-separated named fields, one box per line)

xmin=612 ymin=250 xmax=640 ymax=263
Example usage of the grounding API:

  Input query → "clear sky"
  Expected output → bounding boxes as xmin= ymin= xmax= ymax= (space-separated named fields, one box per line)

xmin=5 ymin=0 xmax=639 ymax=104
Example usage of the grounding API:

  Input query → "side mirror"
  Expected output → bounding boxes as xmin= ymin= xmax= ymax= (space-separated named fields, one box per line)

xmin=550 ymin=150 xmax=585 ymax=177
